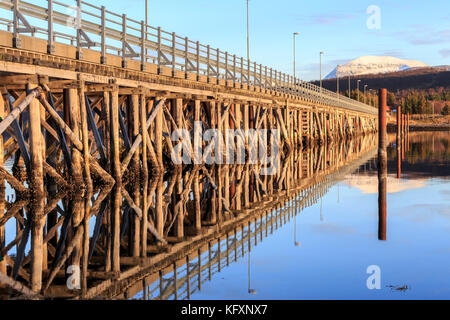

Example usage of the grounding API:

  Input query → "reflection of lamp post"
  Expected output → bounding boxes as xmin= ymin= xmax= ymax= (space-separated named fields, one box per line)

xmin=337 ymin=184 xmax=340 ymax=203
xmin=320 ymin=198 xmax=325 ymax=222
xmin=294 ymin=200 xmax=301 ymax=247
xmin=248 ymin=251 xmax=257 ymax=294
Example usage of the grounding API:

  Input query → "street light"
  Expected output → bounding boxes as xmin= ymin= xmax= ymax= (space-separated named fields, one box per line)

xmin=357 ymin=80 xmax=361 ymax=102
xmin=293 ymin=32 xmax=299 ymax=79
xmin=348 ymin=75 xmax=351 ymax=98
xmin=145 ymin=0 xmax=149 ymax=62
xmin=336 ymin=65 xmax=340 ymax=98
xmin=319 ymin=51 xmax=325 ymax=92
xmin=246 ymin=0 xmax=250 ymax=62
xmin=364 ymin=85 xmax=368 ymax=104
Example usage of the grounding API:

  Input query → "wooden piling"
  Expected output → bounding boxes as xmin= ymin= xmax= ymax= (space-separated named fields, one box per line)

xmin=28 ymin=82 xmax=45 ymax=293
xmin=397 ymin=105 xmax=402 ymax=179
xmin=79 ymin=83 xmax=93 ymax=193
xmin=131 ymin=94 xmax=140 ymax=257
xmin=0 ymin=94 xmax=5 ymax=276
xmin=140 ymin=94 xmax=148 ymax=257
xmin=110 ymin=87 xmax=122 ymax=272
xmin=66 ymin=88 xmax=84 ymax=191
xmin=378 ymin=88 xmax=387 ymax=241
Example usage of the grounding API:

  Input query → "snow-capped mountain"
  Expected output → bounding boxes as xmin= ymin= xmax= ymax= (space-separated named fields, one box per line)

xmin=325 ymin=56 xmax=429 ymax=79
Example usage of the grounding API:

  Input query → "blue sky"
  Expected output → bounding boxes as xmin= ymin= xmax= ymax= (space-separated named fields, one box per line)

xmin=23 ymin=0 xmax=450 ymax=81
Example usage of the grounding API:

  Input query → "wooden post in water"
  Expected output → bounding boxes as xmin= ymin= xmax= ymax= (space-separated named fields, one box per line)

xmin=378 ymin=88 xmax=387 ymax=241
xmin=67 ymin=88 xmax=83 ymax=190
xmin=155 ymin=174 xmax=164 ymax=239
xmin=140 ymin=93 xmax=148 ymax=257
xmin=396 ymin=105 xmax=402 ymax=179
xmin=79 ymin=83 xmax=92 ymax=193
xmin=0 ymin=94 xmax=5 ymax=276
xmin=131 ymin=94 xmax=141 ymax=257
xmin=28 ymin=82 xmax=45 ymax=292
xmin=110 ymin=87 xmax=122 ymax=272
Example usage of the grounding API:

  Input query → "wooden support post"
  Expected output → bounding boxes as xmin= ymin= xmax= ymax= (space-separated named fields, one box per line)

xmin=28 ymin=83 xmax=45 ymax=293
xmin=175 ymin=170 xmax=184 ymax=239
xmin=110 ymin=88 xmax=121 ymax=272
xmin=79 ymin=84 xmax=92 ymax=193
xmin=140 ymin=94 xmax=148 ymax=257
xmin=64 ymin=88 xmax=82 ymax=184
xmin=174 ymin=99 xmax=184 ymax=166
xmin=154 ymin=98 xmax=163 ymax=171
xmin=243 ymin=104 xmax=249 ymax=149
xmin=193 ymin=170 xmax=201 ymax=234
xmin=131 ymin=94 xmax=140 ymax=257
xmin=155 ymin=175 xmax=164 ymax=239
xmin=0 ymin=94 xmax=5 ymax=276
xmin=194 ymin=100 xmax=201 ymax=165
xmin=378 ymin=88 xmax=387 ymax=241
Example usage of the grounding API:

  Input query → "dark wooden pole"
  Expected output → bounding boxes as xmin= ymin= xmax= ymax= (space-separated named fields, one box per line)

xmin=378 ymin=88 xmax=387 ymax=241
xmin=396 ymin=105 xmax=401 ymax=179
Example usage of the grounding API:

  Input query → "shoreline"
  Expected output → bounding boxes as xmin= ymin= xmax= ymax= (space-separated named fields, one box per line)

xmin=387 ymin=123 xmax=450 ymax=132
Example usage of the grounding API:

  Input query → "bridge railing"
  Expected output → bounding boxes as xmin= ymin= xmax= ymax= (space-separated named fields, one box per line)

xmin=0 ymin=0 xmax=377 ymax=115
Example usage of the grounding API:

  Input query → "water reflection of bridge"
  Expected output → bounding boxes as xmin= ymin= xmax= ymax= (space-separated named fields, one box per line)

xmin=103 ymin=136 xmax=378 ymax=300
xmin=0 ymin=133 xmax=376 ymax=299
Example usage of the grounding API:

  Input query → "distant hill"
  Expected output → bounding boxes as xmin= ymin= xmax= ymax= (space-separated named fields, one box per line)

xmin=324 ymin=56 xmax=429 ymax=79
xmin=315 ymin=67 xmax=450 ymax=93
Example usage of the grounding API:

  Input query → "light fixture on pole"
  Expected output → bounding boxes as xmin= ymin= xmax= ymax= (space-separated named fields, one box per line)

xmin=357 ymin=80 xmax=361 ymax=102
xmin=348 ymin=75 xmax=351 ymax=98
xmin=364 ymin=85 xmax=368 ymax=104
xmin=336 ymin=65 xmax=340 ymax=98
xmin=293 ymin=32 xmax=299 ymax=79
xmin=319 ymin=51 xmax=325 ymax=91
xmin=145 ymin=0 xmax=149 ymax=62
xmin=246 ymin=0 xmax=250 ymax=62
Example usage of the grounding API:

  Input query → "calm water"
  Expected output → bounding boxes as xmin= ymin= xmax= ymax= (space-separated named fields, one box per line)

xmin=3 ymin=132 xmax=449 ymax=300
xmin=136 ymin=131 xmax=450 ymax=300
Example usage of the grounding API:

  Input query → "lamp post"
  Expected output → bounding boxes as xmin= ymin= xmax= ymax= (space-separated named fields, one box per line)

xmin=145 ymin=0 xmax=149 ymax=62
xmin=348 ymin=75 xmax=351 ymax=98
xmin=336 ymin=65 xmax=340 ymax=98
xmin=246 ymin=0 xmax=250 ymax=62
xmin=319 ymin=51 xmax=325 ymax=92
xmin=293 ymin=32 xmax=299 ymax=79
xmin=364 ymin=85 xmax=368 ymax=104
xmin=357 ymin=80 xmax=361 ymax=102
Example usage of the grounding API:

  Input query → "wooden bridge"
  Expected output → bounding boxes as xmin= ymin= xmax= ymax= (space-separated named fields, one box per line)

xmin=0 ymin=0 xmax=378 ymax=299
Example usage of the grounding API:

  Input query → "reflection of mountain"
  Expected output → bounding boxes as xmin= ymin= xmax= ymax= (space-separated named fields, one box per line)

xmin=344 ymin=174 xmax=428 ymax=194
